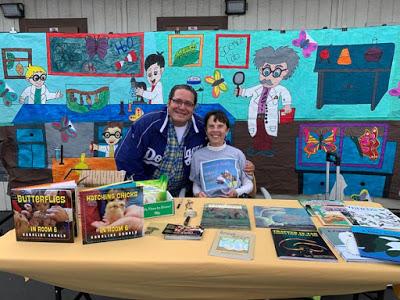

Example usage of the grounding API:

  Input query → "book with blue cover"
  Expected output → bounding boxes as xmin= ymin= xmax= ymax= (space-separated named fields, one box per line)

xmin=352 ymin=226 xmax=400 ymax=264
xmin=200 ymin=159 xmax=240 ymax=197
xmin=254 ymin=206 xmax=315 ymax=229
xmin=319 ymin=227 xmax=383 ymax=262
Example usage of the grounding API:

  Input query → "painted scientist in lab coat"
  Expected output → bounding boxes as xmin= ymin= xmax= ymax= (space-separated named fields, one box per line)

xmin=236 ymin=46 xmax=299 ymax=155
xmin=19 ymin=65 xmax=62 ymax=104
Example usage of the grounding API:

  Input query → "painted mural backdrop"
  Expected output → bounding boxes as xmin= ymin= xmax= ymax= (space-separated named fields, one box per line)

xmin=0 ymin=26 xmax=399 ymax=199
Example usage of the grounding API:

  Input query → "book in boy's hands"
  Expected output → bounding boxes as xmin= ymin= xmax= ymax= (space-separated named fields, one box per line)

xmin=162 ymin=223 xmax=204 ymax=240
xmin=352 ymin=226 xmax=400 ymax=264
xmin=200 ymin=203 xmax=250 ymax=229
xmin=254 ymin=206 xmax=315 ymax=229
xmin=345 ymin=205 xmax=400 ymax=230
xmin=271 ymin=228 xmax=337 ymax=262
xmin=311 ymin=205 xmax=352 ymax=226
xmin=11 ymin=181 xmax=77 ymax=243
xmin=319 ymin=227 xmax=382 ymax=262
xmin=79 ymin=181 xmax=144 ymax=244
xmin=209 ymin=230 xmax=255 ymax=260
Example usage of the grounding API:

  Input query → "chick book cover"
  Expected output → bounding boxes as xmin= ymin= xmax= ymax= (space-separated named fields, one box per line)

xmin=79 ymin=181 xmax=144 ymax=244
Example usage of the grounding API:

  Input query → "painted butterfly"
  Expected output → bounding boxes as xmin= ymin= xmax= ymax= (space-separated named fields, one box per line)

xmin=52 ymin=116 xmax=77 ymax=143
xmin=86 ymin=36 xmax=109 ymax=60
xmin=389 ymin=82 xmax=400 ymax=97
xmin=303 ymin=128 xmax=337 ymax=158
xmin=205 ymin=70 xmax=228 ymax=98
xmin=292 ymin=30 xmax=318 ymax=58
xmin=357 ymin=127 xmax=380 ymax=161
xmin=0 ymin=79 xmax=18 ymax=106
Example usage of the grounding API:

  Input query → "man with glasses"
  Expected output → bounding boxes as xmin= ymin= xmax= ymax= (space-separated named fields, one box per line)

xmin=236 ymin=46 xmax=299 ymax=155
xmin=90 ymin=122 xmax=123 ymax=158
xmin=116 ymin=84 xmax=254 ymax=197
xmin=19 ymin=65 xmax=62 ymax=104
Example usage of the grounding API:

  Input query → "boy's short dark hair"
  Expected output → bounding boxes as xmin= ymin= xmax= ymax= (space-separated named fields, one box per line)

xmin=204 ymin=110 xmax=230 ymax=129
xmin=144 ymin=52 xmax=165 ymax=70
xmin=168 ymin=84 xmax=198 ymax=105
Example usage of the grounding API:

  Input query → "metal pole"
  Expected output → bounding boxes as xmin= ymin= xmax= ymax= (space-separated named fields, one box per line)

xmin=325 ymin=160 xmax=330 ymax=200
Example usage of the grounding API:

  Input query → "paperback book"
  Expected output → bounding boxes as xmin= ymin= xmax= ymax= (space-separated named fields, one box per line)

xmin=254 ymin=206 xmax=315 ymax=229
xmin=200 ymin=203 xmax=250 ymax=229
xmin=11 ymin=181 xmax=77 ymax=243
xmin=162 ymin=223 xmax=204 ymax=240
xmin=209 ymin=230 xmax=255 ymax=260
xmin=79 ymin=181 xmax=144 ymax=244
xmin=298 ymin=199 xmax=344 ymax=216
xmin=319 ymin=227 xmax=382 ymax=262
xmin=311 ymin=205 xmax=352 ymax=226
xmin=271 ymin=228 xmax=337 ymax=262
xmin=345 ymin=205 xmax=400 ymax=230
xmin=352 ymin=226 xmax=400 ymax=264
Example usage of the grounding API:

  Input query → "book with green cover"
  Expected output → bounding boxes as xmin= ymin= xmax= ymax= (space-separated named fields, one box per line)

xmin=201 ymin=203 xmax=250 ymax=229
xmin=298 ymin=199 xmax=344 ymax=216
xmin=311 ymin=205 xmax=352 ymax=226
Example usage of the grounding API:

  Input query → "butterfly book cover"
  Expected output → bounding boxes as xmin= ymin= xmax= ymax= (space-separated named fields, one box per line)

xmin=352 ymin=226 xmax=400 ymax=264
xmin=254 ymin=206 xmax=315 ymax=229
xmin=79 ymin=181 xmax=144 ymax=244
xmin=200 ymin=203 xmax=250 ymax=230
xmin=271 ymin=228 xmax=337 ymax=262
xmin=319 ymin=227 xmax=381 ymax=262
xmin=345 ymin=206 xmax=400 ymax=230
xmin=11 ymin=181 xmax=77 ymax=243
xmin=209 ymin=230 xmax=255 ymax=260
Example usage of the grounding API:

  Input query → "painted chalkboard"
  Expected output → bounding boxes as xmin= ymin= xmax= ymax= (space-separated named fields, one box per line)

xmin=47 ymin=33 xmax=144 ymax=77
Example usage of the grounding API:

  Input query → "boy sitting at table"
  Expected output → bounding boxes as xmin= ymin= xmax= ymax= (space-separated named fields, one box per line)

xmin=189 ymin=110 xmax=253 ymax=198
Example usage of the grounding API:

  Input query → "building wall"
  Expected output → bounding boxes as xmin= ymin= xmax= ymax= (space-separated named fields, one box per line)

xmin=0 ymin=0 xmax=399 ymax=33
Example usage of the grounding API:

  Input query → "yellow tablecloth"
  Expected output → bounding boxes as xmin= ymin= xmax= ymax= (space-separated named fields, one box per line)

xmin=0 ymin=198 xmax=399 ymax=300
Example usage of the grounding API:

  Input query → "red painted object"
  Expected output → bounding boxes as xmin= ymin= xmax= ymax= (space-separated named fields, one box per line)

xmin=279 ymin=108 xmax=296 ymax=124
xmin=320 ymin=49 xmax=330 ymax=60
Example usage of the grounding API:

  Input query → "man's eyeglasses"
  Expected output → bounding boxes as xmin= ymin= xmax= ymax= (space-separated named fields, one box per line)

xmin=170 ymin=98 xmax=195 ymax=108
xmin=262 ymin=66 xmax=287 ymax=78
xmin=30 ymin=74 xmax=47 ymax=82
xmin=103 ymin=131 xmax=122 ymax=139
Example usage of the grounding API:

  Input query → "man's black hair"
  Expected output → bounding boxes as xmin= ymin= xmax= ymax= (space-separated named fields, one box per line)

xmin=168 ymin=84 xmax=198 ymax=105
